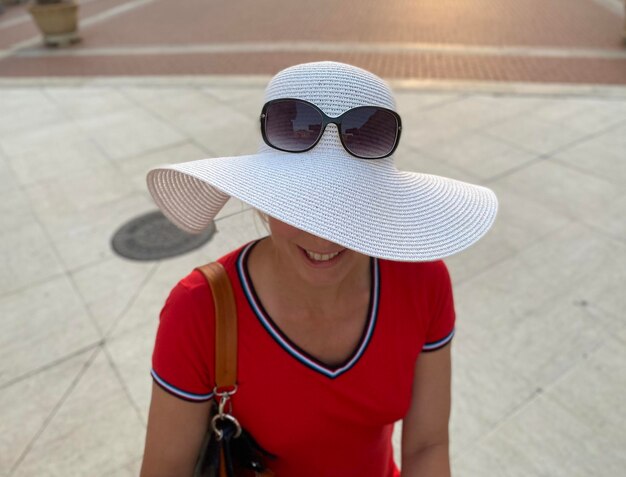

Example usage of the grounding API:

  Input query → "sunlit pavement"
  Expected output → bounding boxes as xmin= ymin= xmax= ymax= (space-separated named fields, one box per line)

xmin=1 ymin=1 xmax=626 ymax=476
xmin=1 ymin=0 xmax=625 ymax=83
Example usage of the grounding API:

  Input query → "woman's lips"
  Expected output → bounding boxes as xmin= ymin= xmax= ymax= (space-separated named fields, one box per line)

xmin=298 ymin=246 xmax=346 ymax=267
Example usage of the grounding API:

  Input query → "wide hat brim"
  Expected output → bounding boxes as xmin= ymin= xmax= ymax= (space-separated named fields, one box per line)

xmin=147 ymin=148 xmax=498 ymax=262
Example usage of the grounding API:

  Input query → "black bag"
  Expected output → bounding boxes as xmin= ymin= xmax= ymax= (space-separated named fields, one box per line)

xmin=194 ymin=404 xmax=274 ymax=477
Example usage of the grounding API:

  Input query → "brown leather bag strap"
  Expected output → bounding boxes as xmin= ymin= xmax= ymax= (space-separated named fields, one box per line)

xmin=194 ymin=262 xmax=237 ymax=389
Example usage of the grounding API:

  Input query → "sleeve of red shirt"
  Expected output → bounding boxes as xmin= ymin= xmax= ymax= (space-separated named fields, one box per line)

xmin=422 ymin=260 xmax=456 ymax=352
xmin=150 ymin=272 xmax=215 ymax=402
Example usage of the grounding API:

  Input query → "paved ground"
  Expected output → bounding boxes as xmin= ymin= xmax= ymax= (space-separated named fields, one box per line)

xmin=1 ymin=76 xmax=626 ymax=476
xmin=1 ymin=0 xmax=625 ymax=83
xmin=1 ymin=0 xmax=626 ymax=476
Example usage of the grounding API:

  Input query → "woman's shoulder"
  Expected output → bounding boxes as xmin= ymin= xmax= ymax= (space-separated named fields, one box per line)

xmin=162 ymin=243 xmax=249 ymax=321
xmin=158 ymin=270 xmax=213 ymax=334
xmin=178 ymin=242 xmax=250 ymax=293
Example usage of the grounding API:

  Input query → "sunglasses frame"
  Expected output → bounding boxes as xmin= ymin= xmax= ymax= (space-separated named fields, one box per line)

xmin=260 ymin=98 xmax=402 ymax=160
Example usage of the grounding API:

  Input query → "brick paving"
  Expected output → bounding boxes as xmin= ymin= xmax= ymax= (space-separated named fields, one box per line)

xmin=1 ymin=0 xmax=625 ymax=83
xmin=77 ymin=0 xmax=623 ymax=49
xmin=2 ymin=50 xmax=626 ymax=85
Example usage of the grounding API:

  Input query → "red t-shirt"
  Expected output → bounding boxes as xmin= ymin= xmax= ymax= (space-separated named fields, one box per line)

xmin=152 ymin=240 xmax=455 ymax=477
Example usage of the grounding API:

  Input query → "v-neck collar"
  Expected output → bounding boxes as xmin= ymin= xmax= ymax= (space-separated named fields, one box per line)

xmin=236 ymin=240 xmax=380 ymax=379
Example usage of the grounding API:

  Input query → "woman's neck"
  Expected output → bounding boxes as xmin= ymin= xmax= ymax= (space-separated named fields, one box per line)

xmin=247 ymin=237 xmax=371 ymax=319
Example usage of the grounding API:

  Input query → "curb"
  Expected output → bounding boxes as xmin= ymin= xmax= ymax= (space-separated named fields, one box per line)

xmin=1 ymin=75 xmax=626 ymax=98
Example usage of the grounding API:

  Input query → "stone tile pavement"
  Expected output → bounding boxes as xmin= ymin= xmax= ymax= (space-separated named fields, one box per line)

xmin=1 ymin=76 xmax=626 ymax=476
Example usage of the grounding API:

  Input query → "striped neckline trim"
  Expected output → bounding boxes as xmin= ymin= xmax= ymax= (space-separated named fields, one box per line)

xmin=237 ymin=241 xmax=380 ymax=379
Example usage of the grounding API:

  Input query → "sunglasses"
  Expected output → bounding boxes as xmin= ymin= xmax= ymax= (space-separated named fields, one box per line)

xmin=260 ymin=98 xmax=402 ymax=159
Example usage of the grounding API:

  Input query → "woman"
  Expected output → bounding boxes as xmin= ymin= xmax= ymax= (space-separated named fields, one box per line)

xmin=140 ymin=61 xmax=498 ymax=477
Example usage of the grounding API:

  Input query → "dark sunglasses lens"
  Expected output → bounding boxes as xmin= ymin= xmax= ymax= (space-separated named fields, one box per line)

xmin=264 ymin=100 xmax=324 ymax=152
xmin=340 ymin=107 xmax=399 ymax=158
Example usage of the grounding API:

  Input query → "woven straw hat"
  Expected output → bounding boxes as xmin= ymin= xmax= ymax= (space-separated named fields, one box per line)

xmin=147 ymin=61 xmax=498 ymax=261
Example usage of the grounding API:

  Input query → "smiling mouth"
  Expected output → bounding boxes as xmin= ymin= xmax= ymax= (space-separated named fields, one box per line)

xmin=306 ymin=250 xmax=341 ymax=261
xmin=299 ymin=247 xmax=345 ymax=263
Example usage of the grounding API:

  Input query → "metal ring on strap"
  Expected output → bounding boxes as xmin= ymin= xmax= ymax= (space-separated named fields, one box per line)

xmin=211 ymin=413 xmax=243 ymax=440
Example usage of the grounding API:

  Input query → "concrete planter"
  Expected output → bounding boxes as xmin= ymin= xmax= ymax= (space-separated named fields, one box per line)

xmin=28 ymin=1 xmax=80 ymax=47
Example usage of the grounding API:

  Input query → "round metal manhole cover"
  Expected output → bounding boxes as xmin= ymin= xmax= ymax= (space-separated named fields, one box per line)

xmin=111 ymin=210 xmax=216 ymax=261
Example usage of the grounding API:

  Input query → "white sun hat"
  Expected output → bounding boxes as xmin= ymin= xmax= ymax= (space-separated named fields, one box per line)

xmin=147 ymin=61 xmax=498 ymax=261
